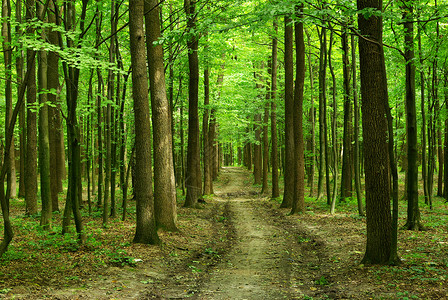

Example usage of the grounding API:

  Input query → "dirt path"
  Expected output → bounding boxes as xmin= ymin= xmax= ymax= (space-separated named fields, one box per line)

xmin=197 ymin=167 xmax=291 ymax=299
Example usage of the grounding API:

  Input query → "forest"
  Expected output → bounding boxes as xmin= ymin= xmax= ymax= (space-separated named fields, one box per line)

xmin=0 ymin=0 xmax=447 ymax=298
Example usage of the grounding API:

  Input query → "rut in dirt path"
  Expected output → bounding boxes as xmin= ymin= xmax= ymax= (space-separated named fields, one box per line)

xmin=197 ymin=167 xmax=292 ymax=299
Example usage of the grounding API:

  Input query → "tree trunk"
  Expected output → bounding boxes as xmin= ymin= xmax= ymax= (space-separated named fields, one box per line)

xmin=270 ymin=19 xmax=279 ymax=199
xmin=129 ymin=0 xmax=159 ymax=244
xmin=305 ymin=29 xmax=315 ymax=197
xmin=16 ymin=0 xmax=25 ymax=199
xmin=61 ymin=0 xmax=87 ymax=243
xmin=317 ymin=26 xmax=327 ymax=203
xmin=351 ymin=33 xmax=364 ymax=216
xmin=357 ymin=0 xmax=394 ymax=264
xmin=184 ymin=0 xmax=202 ymax=208
xmin=280 ymin=15 xmax=294 ymax=208
xmin=48 ymin=0 xmax=61 ymax=212
xmin=328 ymin=29 xmax=338 ymax=214
xmin=340 ymin=25 xmax=353 ymax=200
xmin=2 ymin=0 xmax=16 ymax=201
xmin=291 ymin=6 xmax=305 ymax=214
xmin=202 ymin=39 xmax=213 ymax=195
xmin=145 ymin=0 xmax=178 ymax=231
xmin=38 ymin=6 xmax=52 ymax=228
xmin=401 ymin=4 xmax=422 ymax=230
xmin=25 ymin=0 xmax=38 ymax=215
xmin=418 ymin=21 xmax=428 ymax=202
xmin=261 ymin=71 xmax=270 ymax=194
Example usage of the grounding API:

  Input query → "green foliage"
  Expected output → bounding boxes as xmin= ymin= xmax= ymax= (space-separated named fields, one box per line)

xmin=315 ymin=275 xmax=329 ymax=286
xmin=107 ymin=249 xmax=136 ymax=267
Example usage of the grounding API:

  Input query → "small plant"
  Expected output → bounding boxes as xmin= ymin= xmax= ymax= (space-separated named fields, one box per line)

xmin=188 ymin=264 xmax=202 ymax=273
xmin=315 ymin=275 xmax=329 ymax=286
xmin=108 ymin=249 xmax=136 ymax=267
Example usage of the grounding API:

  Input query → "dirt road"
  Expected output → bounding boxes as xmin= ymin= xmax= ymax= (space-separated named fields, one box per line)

xmin=197 ymin=167 xmax=291 ymax=299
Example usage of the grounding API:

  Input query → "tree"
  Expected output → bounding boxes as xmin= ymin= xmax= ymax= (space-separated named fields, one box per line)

xmin=62 ymin=0 xmax=86 ymax=243
xmin=280 ymin=15 xmax=294 ymax=209
xmin=130 ymin=0 xmax=159 ymax=244
xmin=270 ymin=19 xmax=280 ymax=199
xmin=357 ymin=0 xmax=395 ymax=264
xmin=291 ymin=7 xmax=305 ymax=215
xmin=38 ymin=2 xmax=51 ymax=229
xmin=2 ymin=0 xmax=16 ymax=201
xmin=145 ymin=0 xmax=178 ymax=231
xmin=316 ymin=25 xmax=328 ymax=203
xmin=25 ymin=0 xmax=38 ymax=215
xmin=340 ymin=24 xmax=353 ymax=201
xmin=48 ymin=0 xmax=62 ymax=212
xmin=401 ymin=1 xmax=423 ymax=231
xmin=351 ymin=33 xmax=364 ymax=217
xmin=184 ymin=0 xmax=202 ymax=208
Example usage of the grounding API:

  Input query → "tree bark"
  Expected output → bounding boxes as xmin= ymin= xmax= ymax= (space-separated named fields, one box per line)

xmin=291 ymin=6 xmax=305 ymax=214
xmin=317 ymin=26 xmax=328 ymax=203
xmin=2 ymin=0 xmax=16 ymax=200
xmin=305 ymin=29 xmax=315 ymax=197
xmin=351 ymin=33 xmax=364 ymax=216
xmin=16 ymin=0 xmax=25 ymax=199
xmin=184 ymin=0 xmax=202 ymax=208
xmin=25 ymin=0 xmax=38 ymax=215
xmin=340 ymin=25 xmax=353 ymax=200
xmin=401 ymin=3 xmax=423 ymax=230
xmin=38 ymin=4 xmax=52 ymax=228
xmin=129 ymin=0 xmax=159 ymax=244
xmin=270 ymin=19 xmax=279 ymax=199
xmin=357 ymin=0 xmax=394 ymax=264
xmin=280 ymin=15 xmax=294 ymax=208
xmin=328 ymin=30 xmax=338 ymax=214
xmin=145 ymin=0 xmax=178 ymax=231
xmin=48 ymin=0 xmax=61 ymax=212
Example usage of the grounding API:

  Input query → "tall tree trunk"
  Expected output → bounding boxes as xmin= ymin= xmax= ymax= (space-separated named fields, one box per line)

xmin=270 ymin=19 xmax=279 ymax=199
xmin=357 ymin=0 xmax=395 ymax=264
xmin=291 ymin=6 xmax=305 ymax=214
xmin=328 ymin=30 xmax=338 ymax=214
xmin=317 ymin=26 xmax=327 ymax=203
xmin=305 ymin=29 xmax=315 ymax=197
xmin=184 ymin=0 xmax=202 ymax=208
xmin=16 ymin=0 xmax=25 ymax=199
xmin=261 ymin=64 xmax=270 ymax=195
xmin=145 ymin=0 xmax=178 ymax=231
xmin=129 ymin=0 xmax=159 ymax=244
xmin=110 ymin=0 xmax=120 ymax=219
xmin=2 ymin=0 xmax=15 ymax=200
xmin=48 ymin=0 xmax=61 ymax=212
xmin=418 ymin=20 xmax=428 ymax=202
xmin=443 ymin=71 xmax=448 ymax=200
xmin=96 ymin=8 xmax=103 ymax=209
xmin=103 ymin=0 xmax=116 ymax=226
xmin=402 ymin=3 xmax=423 ymax=230
xmin=25 ymin=0 xmax=38 ymax=215
xmin=340 ymin=25 xmax=353 ymax=200
xmin=202 ymin=36 xmax=213 ymax=195
xmin=38 ymin=4 xmax=52 ymax=229
xmin=351 ymin=33 xmax=364 ymax=216
xmin=61 ymin=0 xmax=86 ymax=243
xmin=280 ymin=15 xmax=294 ymax=208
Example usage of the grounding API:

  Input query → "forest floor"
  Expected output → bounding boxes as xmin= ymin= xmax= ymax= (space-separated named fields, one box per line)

xmin=1 ymin=166 xmax=448 ymax=299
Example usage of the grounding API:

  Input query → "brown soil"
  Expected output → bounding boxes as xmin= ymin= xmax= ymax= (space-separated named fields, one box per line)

xmin=1 ymin=166 xmax=447 ymax=299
